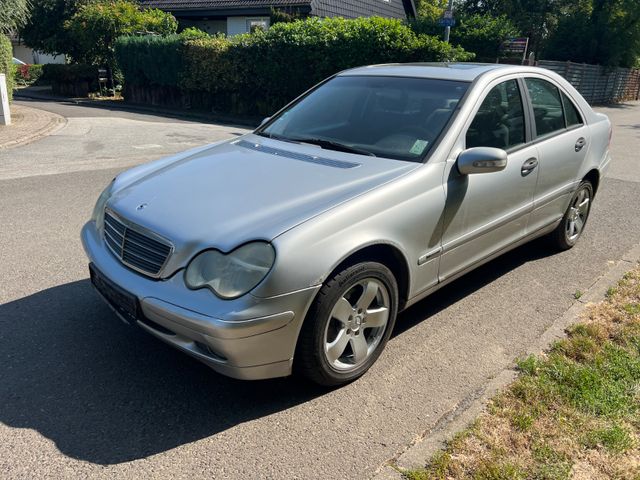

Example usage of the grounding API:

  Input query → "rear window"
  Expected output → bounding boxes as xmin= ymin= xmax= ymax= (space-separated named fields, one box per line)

xmin=562 ymin=92 xmax=584 ymax=127
xmin=525 ymin=78 xmax=566 ymax=138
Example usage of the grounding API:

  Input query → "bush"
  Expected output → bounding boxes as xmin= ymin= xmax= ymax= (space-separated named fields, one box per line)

xmin=14 ymin=64 xmax=44 ymax=86
xmin=0 ymin=34 xmax=14 ymax=100
xmin=178 ymin=27 xmax=209 ymax=40
xmin=64 ymin=0 xmax=178 ymax=82
xmin=116 ymin=34 xmax=183 ymax=87
xmin=117 ymin=17 xmax=472 ymax=114
xmin=177 ymin=17 xmax=472 ymax=114
xmin=42 ymin=64 xmax=99 ymax=96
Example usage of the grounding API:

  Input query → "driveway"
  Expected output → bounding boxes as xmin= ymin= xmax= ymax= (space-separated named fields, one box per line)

xmin=1 ymin=100 xmax=639 ymax=479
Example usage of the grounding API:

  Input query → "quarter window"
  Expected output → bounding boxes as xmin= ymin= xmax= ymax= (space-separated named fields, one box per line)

xmin=525 ymin=78 xmax=566 ymax=137
xmin=562 ymin=92 xmax=583 ymax=127
xmin=466 ymin=79 xmax=525 ymax=150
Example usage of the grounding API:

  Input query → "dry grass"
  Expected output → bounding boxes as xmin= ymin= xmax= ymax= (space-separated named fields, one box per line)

xmin=405 ymin=265 xmax=640 ymax=480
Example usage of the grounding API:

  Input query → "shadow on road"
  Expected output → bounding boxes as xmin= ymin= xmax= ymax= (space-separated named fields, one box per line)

xmin=393 ymin=237 xmax=553 ymax=337
xmin=15 ymin=95 xmax=259 ymax=128
xmin=0 ymin=238 xmax=554 ymax=465
xmin=0 ymin=279 xmax=326 ymax=465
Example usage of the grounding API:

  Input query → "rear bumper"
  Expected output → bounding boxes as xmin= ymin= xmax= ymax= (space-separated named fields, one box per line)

xmin=82 ymin=221 xmax=320 ymax=380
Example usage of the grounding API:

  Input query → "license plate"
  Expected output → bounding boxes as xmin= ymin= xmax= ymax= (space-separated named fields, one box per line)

xmin=90 ymin=264 xmax=138 ymax=324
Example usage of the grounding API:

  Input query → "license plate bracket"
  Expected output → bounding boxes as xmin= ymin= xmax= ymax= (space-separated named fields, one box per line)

xmin=89 ymin=263 xmax=139 ymax=324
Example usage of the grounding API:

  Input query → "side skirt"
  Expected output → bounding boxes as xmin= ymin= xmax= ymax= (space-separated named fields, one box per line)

xmin=402 ymin=219 xmax=560 ymax=310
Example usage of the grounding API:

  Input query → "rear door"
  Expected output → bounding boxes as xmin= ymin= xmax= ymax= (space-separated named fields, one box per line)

xmin=523 ymin=77 xmax=590 ymax=232
xmin=439 ymin=77 xmax=539 ymax=281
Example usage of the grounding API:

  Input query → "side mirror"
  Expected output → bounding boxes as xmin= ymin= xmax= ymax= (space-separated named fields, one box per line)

xmin=260 ymin=117 xmax=271 ymax=126
xmin=457 ymin=147 xmax=508 ymax=175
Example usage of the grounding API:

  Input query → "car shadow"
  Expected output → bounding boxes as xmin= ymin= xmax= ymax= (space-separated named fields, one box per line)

xmin=0 ymin=238 xmax=554 ymax=466
xmin=0 ymin=280 xmax=326 ymax=465
xmin=393 ymin=237 xmax=554 ymax=337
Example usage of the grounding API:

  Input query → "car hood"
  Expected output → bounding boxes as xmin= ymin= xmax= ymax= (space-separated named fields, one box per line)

xmin=108 ymin=134 xmax=418 ymax=254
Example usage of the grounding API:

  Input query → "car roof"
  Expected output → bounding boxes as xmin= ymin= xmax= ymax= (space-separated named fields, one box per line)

xmin=339 ymin=63 xmax=524 ymax=82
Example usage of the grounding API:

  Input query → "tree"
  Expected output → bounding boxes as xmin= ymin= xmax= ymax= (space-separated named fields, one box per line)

xmin=64 ymin=0 xmax=177 ymax=84
xmin=457 ymin=0 xmax=575 ymax=58
xmin=20 ymin=0 xmax=86 ymax=57
xmin=409 ymin=11 xmax=519 ymax=60
xmin=545 ymin=0 xmax=640 ymax=67
xmin=0 ymin=0 xmax=31 ymax=34
xmin=414 ymin=0 xmax=449 ymax=21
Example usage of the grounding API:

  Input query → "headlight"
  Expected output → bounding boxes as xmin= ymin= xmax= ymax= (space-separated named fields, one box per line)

xmin=91 ymin=180 xmax=115 ymax=231
xmin=185 ymin=242 xmax=276 ymax=299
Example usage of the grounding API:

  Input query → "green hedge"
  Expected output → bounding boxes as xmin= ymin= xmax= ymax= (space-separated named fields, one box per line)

xmin=115 ymin=34 xmax=184 ymax=87
xmin=42 ymin=64 xmax=98 ymax=83
xmin=116 ymin=17 xmax=473 ymax=115
xmin=0 ymin=35 xmax=15 ymax=101
xmin=14 ymin=64 xmax=44 ymax=86
xmin=42 ymin=64 xmax=99 ymax=96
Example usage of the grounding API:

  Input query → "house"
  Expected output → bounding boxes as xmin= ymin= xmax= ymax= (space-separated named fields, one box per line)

xmin=10 ymin=36 xmax=65 ymax=65
xmin=138 ymin=0 xmax=417 ymax=36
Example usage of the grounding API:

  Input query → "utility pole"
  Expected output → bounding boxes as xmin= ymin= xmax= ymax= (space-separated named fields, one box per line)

xmin=443 ymin=0 xmax=454 ymax=43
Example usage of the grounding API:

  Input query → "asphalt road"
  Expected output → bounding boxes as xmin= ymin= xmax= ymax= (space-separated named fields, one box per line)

xmin=1 ymin=100 xmax=639 ymax=479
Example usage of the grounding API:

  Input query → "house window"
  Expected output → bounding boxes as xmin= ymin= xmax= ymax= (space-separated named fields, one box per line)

xmin=246 ymin=18 xmax=269 ymax=33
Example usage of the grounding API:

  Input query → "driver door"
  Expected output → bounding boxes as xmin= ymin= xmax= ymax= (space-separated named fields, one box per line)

xmin=438 ymin=78 xmax=539 ymax=281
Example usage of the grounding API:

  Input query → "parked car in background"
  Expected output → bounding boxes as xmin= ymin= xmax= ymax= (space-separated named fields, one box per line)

xmin=12 ymin=57 xmax=26 ymax=65
xmin=82 ymin=63 xmax=611 ymax=386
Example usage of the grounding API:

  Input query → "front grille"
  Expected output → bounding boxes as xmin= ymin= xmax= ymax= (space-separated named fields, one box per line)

xmin=103 ymin=211 xmax=173 ymax=278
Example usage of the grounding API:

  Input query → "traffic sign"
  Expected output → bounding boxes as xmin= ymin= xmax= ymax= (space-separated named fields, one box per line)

xmin=438 ymin=17 xmax=456 ymax=27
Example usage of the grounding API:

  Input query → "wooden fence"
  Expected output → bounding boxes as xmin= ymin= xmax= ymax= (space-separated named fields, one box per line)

xmin=537 ymin=60 xmax=640 ymax=104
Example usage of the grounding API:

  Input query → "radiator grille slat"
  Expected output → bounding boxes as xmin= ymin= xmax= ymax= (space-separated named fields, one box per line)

xmin=103 ymin=212 xmax=173 ymax=277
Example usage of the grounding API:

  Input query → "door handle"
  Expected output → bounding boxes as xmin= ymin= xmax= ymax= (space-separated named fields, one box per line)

xmin=521 ymin=157 xmax=538 ymax=177
xmin=575 ymin=137 xmax=587 ymax=152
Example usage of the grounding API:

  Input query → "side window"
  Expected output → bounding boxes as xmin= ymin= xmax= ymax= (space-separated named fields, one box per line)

xmin=561 ymin=92 xmax=583 ymax=127
xmin=466 ymin=80 xmax=525 ymax=150
xmin=525 ymin=78 xmax=565 ymax=137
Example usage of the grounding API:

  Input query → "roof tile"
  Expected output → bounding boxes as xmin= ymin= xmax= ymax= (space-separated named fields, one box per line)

xmin=139 ymin=0 xmax=310 ymax=10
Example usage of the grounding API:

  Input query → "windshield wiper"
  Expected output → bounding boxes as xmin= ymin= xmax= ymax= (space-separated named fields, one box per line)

xmin=254 ymin=131 xmax=300 ymax=144
xmin=291 ymin=137 xmax=376 ymax=157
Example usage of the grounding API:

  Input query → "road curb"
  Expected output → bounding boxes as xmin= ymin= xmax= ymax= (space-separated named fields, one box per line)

xmin=0 ymin=105 xmax=67 ymax=150
xmin=372 ymin=242 xmax=640 ymax=479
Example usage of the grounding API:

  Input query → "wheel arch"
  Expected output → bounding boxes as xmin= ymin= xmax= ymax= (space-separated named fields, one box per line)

xmin=320 ymin=242 xmax=411 ymax=312
xmin=583 ymin=169 xmax=600 ymax=196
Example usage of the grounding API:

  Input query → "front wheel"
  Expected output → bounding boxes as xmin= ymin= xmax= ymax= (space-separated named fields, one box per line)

xmin=295 ymin=262 xmax=398 ymax=386
xmin=548 ymin=180 xmax=593 ymax=250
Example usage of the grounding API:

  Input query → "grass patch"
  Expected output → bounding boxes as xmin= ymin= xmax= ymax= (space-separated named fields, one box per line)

xmin=403 ymin=265 xmax=640 ymax=479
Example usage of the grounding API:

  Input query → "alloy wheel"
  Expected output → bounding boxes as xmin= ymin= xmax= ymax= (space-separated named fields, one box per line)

xmin=566 ymin=186 xmax=591 ymax=242
xmin=323 ymin=278 xmax=390 ymax=372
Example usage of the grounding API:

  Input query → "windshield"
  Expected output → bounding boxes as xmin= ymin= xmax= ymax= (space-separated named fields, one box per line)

xmin=258 ymin=75 xmax=469 ymax=162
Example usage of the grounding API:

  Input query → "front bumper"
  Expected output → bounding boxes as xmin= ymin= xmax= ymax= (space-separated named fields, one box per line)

xmin=81 ymin=221 xmax=320 ymax=380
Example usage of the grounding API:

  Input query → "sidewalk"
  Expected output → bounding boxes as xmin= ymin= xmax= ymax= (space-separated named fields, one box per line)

xmin=0 ymin=103 xmax=66 ymax=149
xmin=14 ymin=86 xmax=262 ymax=128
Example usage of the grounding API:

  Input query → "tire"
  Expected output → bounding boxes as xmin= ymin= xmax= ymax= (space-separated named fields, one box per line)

xmin=548 ymin=180 xmax=593 ymax=251
xmin=295 ymin=261 xmax=399 ymax=387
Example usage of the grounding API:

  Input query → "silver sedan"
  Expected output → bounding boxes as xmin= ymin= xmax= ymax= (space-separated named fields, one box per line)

xmin=82 ymin=63 xmax=611 ymax=386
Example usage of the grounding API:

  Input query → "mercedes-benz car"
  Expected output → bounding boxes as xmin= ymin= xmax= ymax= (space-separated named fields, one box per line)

xmin=82 ymin=63 xmax=611 ymax=386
